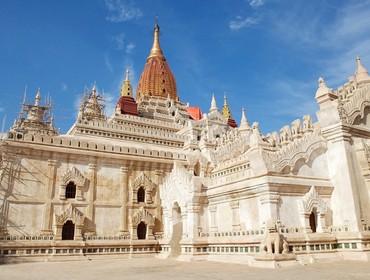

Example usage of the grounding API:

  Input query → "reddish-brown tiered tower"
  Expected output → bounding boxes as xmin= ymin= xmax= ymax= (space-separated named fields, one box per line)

xmin=116 ymin=69 xmax=138 ymax=116
xmin=136 ymin=23 xmax=177 ymax=102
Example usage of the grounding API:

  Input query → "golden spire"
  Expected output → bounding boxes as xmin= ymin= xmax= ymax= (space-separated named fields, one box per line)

xmin=148 ymin=19 xmax=164 ymax=59
xmin=120 ymin=69 xmax=133 ymax=97
xmin=136 ymin=21 xmax=178 ymax=101
xmin=222 ymin=94 xmax=232 ymax=119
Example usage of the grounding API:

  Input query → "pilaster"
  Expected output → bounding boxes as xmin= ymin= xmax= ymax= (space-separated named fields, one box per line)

xmin=154 ymin=169 xmax=163 ymax=218
xmin=40 ymin=159 xmax=57 ymax=235
xmin=322 ymin=125 xmax=363 ymax=231
xmin=119 ymin=166 xmax=129 ymax=235
xmin=86 ymin=163 xmax=96 ymax=233
xmin=186 ymin=203 xmax=201 ymax=239
xmin=209 ymin=205 xmax=218 ymax=232
xmin=230 ymin=201 xmax=241 ymax=231
xmin=258 ymin=191 xmax=280 ymax=226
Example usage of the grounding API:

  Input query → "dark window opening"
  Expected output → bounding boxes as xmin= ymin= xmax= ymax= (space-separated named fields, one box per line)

xmin=309 ymin=210 xmax=317 ymax=233
xmin=137 ymin=222 xmax=147 ymax=240
xmin=62 ymin=220 xmax=75 ymax=240
xmin=137 ymin=187 xmax=145 ymax=203
xmin=65 ymin=182 xmax=76 ymax=199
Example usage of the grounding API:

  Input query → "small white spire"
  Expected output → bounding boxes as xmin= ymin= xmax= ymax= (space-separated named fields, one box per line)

xmin=91 ymin=82 xmax=97 ymax=97
xmin=125 ymin=69 xmax=130 ymax=81
xmin=355 ymin=56 xmax=370 ymax=83
xmin=315 ymin=77 xmax=332 ymax=99
xmin=34 ymin=88 xmax=41 ymax=106
xmin=22 ymin=85 xmax=27 ymax=104
xmin=240 ymin=107 xmax=250 ymax=129
xmin=210 ymin=93 xmax=218 ymax=112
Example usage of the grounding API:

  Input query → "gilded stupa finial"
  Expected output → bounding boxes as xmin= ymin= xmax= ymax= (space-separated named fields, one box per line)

xmin=121 ymin=68 xmax=133 ymax=97
xmin=148 ymin=17 xmax=164 ymax=59
xmin=222 ymin=94 xmax=232 ymax=119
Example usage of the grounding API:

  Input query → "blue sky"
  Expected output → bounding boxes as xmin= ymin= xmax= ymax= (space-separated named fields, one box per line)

xmin=1 ymin=0 xmax=370 ymax=133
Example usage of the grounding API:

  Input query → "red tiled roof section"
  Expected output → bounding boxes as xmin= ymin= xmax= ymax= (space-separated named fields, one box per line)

xmin=187 ymin=107 xmax=202 ymax=120
xmin=227 ymin=118 xmax=238 ymax=128
xmin=117 ymin=96 xmax=138 ymax=116
xmin=136 ymin=24 xmax=178 ymax=102
xmin=136 ymin=56 xmax=177 ymax=101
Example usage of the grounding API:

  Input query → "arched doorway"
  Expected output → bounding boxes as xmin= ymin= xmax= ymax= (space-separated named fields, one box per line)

xmin=309 ymin=208 xmax=317 ymax=233
xmin=170 ymin=202 xmax=183 ymax=257
xmin=137 ymin=221 xmax=147 ymax=239
xmin=62 ymin=220 xmax=75 ymax=240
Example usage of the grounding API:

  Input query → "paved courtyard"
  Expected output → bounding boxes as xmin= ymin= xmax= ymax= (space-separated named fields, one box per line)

xmin=1 ymin=258 xmax=370 ymax=280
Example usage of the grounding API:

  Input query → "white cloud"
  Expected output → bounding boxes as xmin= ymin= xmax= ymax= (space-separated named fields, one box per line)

xmin=270 ymin=1 xmax=370 ymax=87
xmin=249 ymin=0 xmax=264 ymax=8
xmin=229 ymin=16 xmax=259 ymax=31
xmin=125 ymin=42 xmax=135 ymax=54
xmin=113 ymin=33 xmax=125 ymax=50
xmin=104 ymin=53 xmax=114 ymax=73
xmin=105 ymin=0 xmax=142 ymax=23
xmin=102 ymin=92 xmax=116 ymax=117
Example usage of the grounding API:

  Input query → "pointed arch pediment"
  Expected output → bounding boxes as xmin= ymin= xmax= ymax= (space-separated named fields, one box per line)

xmin=132 ymin=207 xmax=154 ymax=226
xmin=301 ymin=186 xmax=327 ymax=214
xmin=160 ymin=162 xmax=195 ymax=210
xmin=62 ymin=167 xmax=86 ymax=186
xmin=55 ymin=204 xmax=85 ymax=226
xmin=132 ymin=173 xmax=156 ymax=191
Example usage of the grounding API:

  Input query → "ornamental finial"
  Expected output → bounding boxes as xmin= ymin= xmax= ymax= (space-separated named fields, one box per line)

xmin=222 ymin=94 xmax=232 ymax=119
xmin=210 ymin=93 xmax=218 ymax=112
xmin=355 ymin=56 xmax=370 ymax=83
xmin=148 ymin=17 xmax=163 ymax=58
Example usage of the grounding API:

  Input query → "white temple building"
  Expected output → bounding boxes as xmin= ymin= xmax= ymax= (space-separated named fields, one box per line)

xmin=1 ymin=23 xmax=370 ymax=266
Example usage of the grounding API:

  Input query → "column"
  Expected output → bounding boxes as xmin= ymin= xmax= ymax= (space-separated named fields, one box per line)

xmin=119 ymin=166 xmax=129 ymax=235
xmin=302 ymin=212 xmax=312 ymax=233
xmin=318 ymin=212 xmax=327 ymax=232
xmin=75 ymin=224 xmax=83 ymax=241
xmin=209 ymin=205 xmax=218 ymax=233
xmin=41 ymin=159 xmax=57 ymax=235
xmin=230 ymin=201 xmax=241 ymax=231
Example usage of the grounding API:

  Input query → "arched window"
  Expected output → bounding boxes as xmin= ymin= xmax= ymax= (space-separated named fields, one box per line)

xmin=309 ymin=209 xmax=317 ymax=233
xmin=137 ymin=187 xmax=145 ymax=203
xmin=62 ymin=220 xmax=75 ymax=240
xmin=137 ymin=221 xmax=147 ymax=240
xmin=65 ymin=181 xmax=76 ymax=199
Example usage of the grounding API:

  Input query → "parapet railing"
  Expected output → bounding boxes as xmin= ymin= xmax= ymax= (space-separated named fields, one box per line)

xmin=7 ymin=133 xmax=188 ymax=161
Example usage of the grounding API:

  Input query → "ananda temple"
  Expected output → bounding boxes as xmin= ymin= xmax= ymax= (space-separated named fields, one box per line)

xmin=1 ymin=23 xmax=370 ymax=267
